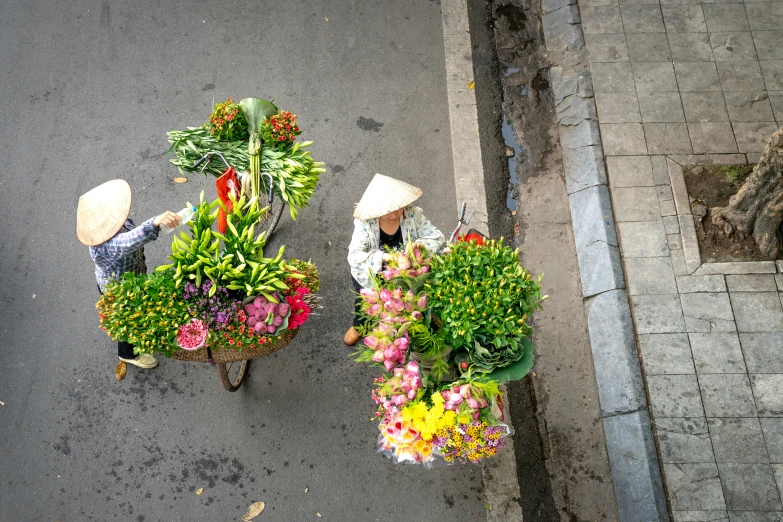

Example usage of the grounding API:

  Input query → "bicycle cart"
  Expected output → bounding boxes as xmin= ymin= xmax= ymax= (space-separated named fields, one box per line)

xmin=169 ymin=328 xmax=299 ymax=392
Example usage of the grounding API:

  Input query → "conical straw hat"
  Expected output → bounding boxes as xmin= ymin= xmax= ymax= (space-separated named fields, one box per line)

xmin=353 ymin=174 xmax=423 ymax=220
xmin=76 ymin=179 xmax=132 ymax=246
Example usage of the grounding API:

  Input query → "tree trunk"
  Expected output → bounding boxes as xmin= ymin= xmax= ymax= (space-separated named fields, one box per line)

xmin=712 ymin=125 xmax=783 ymax=259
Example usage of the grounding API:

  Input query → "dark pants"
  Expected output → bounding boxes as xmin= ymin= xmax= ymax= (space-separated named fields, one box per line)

xmin=98 ymin=285 xmax=136 ymax=359
xmin=352 ymin=276 xmax=363 ymax=328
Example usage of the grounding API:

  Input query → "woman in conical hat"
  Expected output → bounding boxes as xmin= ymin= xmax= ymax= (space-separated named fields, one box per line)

xmin=345 ymin=174 xmax=445 ymax=345
xmin=77 ymin=179 xmax=182 ymax=370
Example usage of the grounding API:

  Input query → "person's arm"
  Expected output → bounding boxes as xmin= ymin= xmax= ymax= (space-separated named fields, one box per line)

xmin=95 ymin=212 xmax=180 ymax=264
xmin=410 ymin=207 xmax=446 ymax=254
xmin=348 ymin=219 xmax=384 ymax=287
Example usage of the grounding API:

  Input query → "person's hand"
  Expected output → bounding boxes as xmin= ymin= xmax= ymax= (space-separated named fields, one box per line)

xmin=411 ymin=241 xmax=426 ymax=251
xmin=154 ymin=211 xmax=182 ymax=229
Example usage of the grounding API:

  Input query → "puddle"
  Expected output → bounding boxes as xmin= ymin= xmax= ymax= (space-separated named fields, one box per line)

xmin=495 ymin=3 xmax=527 ymax=32
xmin=502 ymin=115 xmax=521 ymax=212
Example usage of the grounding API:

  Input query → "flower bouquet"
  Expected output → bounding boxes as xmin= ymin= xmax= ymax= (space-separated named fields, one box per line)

xmin=97 ymin=193 xmax=321 ymax=359
xmin=353 ymin=235 xmax=545 ymax=467
xmin=167 ymin=97 xmax=325 ymax=220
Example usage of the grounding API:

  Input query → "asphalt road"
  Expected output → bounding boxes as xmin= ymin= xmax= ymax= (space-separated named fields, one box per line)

xmin=0 ymin=1 xmax=486 ymax=520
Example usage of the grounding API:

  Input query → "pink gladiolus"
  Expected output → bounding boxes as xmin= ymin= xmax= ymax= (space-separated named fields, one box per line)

xmin=367 ymin=303 xmax=381 ymax=316
xmin=479 ymin=398 xmax=489 ymax=408
xmin=472 ymin=411 xmax=480 ymax=420
xmin=452 ymin=394 xmax=463 ymax=405
xmin=417 ymin=295 xmax=427 ymax=309
xmin=372 ymin=351 xmax=385 ymax=363
xmin=364 ymin=335 xmax=379 ymax=348
xmin=384 ymin=360 xmax=396 ymax=372
xmin=411 ymin=311 xmax=423 ymax=321
xmin=460 ymin=385 xmax=472 ymax=399
xmin=444 ymin=401 xmax=455 ymax=411
xmin=467 ymin=397 xmax=479 ymax=409
xmin=394 ymin=336 xmax=409 ymax=351
xmin=419 ymin=266 xmax=429 ymax=274
xmin=381 ymin=270 xmax=393 ymax=280
xmin=404 ymin=301 xmax=414 ymax=313
xmin=406 ymin=360 xmax=420 ymax=374
xmin=380 ymin=288 xmax=392 ymax=302
xmin=390 ymin=299 xmax=405 ymax=312
xmin=397 ymin=255 xmax=411 ymax=270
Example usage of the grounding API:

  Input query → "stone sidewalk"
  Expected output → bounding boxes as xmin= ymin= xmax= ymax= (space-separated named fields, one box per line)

xmin=581 ymin=0 xmax=783 ymax=519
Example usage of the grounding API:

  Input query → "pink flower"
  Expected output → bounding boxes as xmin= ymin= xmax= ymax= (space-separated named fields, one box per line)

xmin=364 ymin=335 xmax=379 ymax=348
xmin=360 ymin=288 xmax=379 ymax=304
xmin=467 ymin=398 xmax=479 ymax=409
xmin=380 ymin=288 xmax=392 ymax=302
xmin=418 ymin=266 xmax=430 ymax=274
xmin=417 ymin=295 xmax=428 ymax=309
xmin=372 ymin=351 xmax=385 ymax=363
xmin=397 ymin=254 xmax=411 ymax=270
xmin=394 ymin=336 xmax=409 ymax=351
xmin=367 ymin=303 xmax=382 ymax=316
xmin=411 ymin=311 xmax=423 ymax=321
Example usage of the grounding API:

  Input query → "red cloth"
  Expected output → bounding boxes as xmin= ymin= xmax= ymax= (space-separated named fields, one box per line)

xmin=215 ymin=167 xmax=239 ymax=234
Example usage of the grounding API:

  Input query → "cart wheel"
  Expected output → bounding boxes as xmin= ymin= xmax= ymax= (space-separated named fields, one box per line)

xmin=261 ymin=199 xmax=286 ymax=243
xmin=217 ymin=360 xmax=249 ymax=392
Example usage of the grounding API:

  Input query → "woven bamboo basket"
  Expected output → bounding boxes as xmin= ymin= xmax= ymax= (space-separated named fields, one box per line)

xmin=168 ymin=328 xmax=299 ymax=364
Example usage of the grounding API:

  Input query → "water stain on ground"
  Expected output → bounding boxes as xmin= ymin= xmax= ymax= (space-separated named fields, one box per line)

xmin=356 ymin=116 xmax=383 ymax=132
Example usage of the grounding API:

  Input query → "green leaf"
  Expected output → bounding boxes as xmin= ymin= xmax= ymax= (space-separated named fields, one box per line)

xmin=239 ymin=98 xmax=279 ymax=134
xmin=478 ymin=337 xmax=535 ymax=383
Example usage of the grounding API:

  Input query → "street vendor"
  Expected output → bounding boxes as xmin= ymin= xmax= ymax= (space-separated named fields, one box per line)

xmin=77 ymin=179 xmax=182 ymax=369
xmin=345 ymin=174 xmax=446 ymax=345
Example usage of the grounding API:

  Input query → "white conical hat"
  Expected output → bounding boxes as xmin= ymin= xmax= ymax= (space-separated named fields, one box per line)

xmin=76 ymin=179 xmax=132 ymax=246
xmin=353 ymin=174 xmax=422 ymax=220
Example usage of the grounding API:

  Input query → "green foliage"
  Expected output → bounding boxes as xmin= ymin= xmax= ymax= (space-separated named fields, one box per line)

xmin=426 ymin=238 xmax=544 ymax=371
xmin=97 ymin=271 xmax=193 ymax=357
xmin=157 ymin=193 xmax=293 ymax=301
xmin=208 ymin=98 xmax=249 ymax=141
xmin=288 ymin=259 xmax=320 ymax=293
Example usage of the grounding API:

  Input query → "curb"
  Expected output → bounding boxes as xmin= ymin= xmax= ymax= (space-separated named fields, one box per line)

xmin=540 ymin=1 xmax=670 ymax=521
xmin=440 ymin=1 xmax=525 ymax=520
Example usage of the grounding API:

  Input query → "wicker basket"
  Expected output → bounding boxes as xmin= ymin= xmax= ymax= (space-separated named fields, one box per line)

xmin=168 ymin=328 xmax=299 ymax=364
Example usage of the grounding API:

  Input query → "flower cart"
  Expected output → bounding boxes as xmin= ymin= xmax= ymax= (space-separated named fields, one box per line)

xmin=353 ymin=212 xmax=545 ymax=466
xmin=98 ymin=96 xmax=323 ymax=391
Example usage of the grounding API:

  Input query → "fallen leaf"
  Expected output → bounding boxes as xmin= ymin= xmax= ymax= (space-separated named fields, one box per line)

xmin=328 ymin=241 xmax=331 ymax=246
xmin=468 ymin=81 xmax=475 ymax=90
xmin=196 ymin=488 xmax=204 ymax=495
xmin=173 ymin=177 xmax=188 ymax=184
xmin=317 ymin=513 xmax=322 ymax=518
xmin=241 ymin=502 xmax=265 ymax=521
xmin=511 ymin=210 xmax=517 ymax=216
xmin=305 ymin=487 xmax=309 ymax=493
xmin=325 ymin=17 xmax=329 ymax=21
xmin=32 ymin=294 xmax=36 ymax=298
xmin=0 ymin=400 xmax=5 ymax=406
xmin=115 ymin=361 xmax=127 ymax=381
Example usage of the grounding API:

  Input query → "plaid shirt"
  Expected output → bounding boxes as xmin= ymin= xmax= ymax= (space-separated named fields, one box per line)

xmin=90 ymin=218 xmax=160 ymax=290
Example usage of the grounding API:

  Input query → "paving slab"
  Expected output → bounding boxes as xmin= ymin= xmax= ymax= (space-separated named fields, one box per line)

xmin=727 ymin=512 xmax=783 ymax=522
xmin=702 ymin=4 xmax=750 ymax=32
xmin=680 ymin=292 xmax=737 ymax=333
xmin=601 ymin=123 xmax=649 ymax=154
xmin=716 ymin=61 xmax=766 ymax=91
xmin=718 ymin=463 xmax=783 ymax=511
xmin=689 ymin=333 xmax=746 ymax=373
xmin=709 ymin=32 xmax=758 ymax=61
xmin=726 ymin=275 xmax=778 ymax=292
xmin=760 ymin=60 xmax=783 ymax=90
xmin=656 ymin=417 xmax=715 ymax=463
xmin=621 ymin=5 xmax=666 ymax=33
xmin=665 ymin=215 xmax=682 ymax=234
xmin=733 ymin=122 xmax=779 ymax=152
xmin=682 ymin=92 xmax=731 ymax=122
xmin=659 ymin=185 xmax=679 ymax=215
xmin=648 ymin=374 xmax=705 ymax=417
xmin=760 ymin=418 xmax=783 ymax=463
xmin=645 ymin=123 xmax=695 ymax=154
xmin=693 ymin=262 xmax=777 ymax=275
xmin=633 ymin=61 xmax=679 ymax=91
xmin=750 ymin=374 xmax=783 ymax=416
xmin=738 ymin=332 xmax=783 ymax=373
xmin=618 ymin=220 xmax=670 ymax=257
xmin=723 ymin=92 xmax=776 ymax=122
xmin=606 ymin=155 xmax=655 ymax=187
xmin=662 ymin=5 xmax=707 ymax=33
xmin=596 ymin=92 xmax=643 ymax=123
xmin=707 ymin=418 xmax=770 ymax=463
xmin=612 ymin=186 xmax=662 ymax=221
xmin=627 ymin=33 xmax=673 ymax=61
xmin=625 ymin=256 xmax=679 ymax=294
xmin=639 ymin=91 xmax=687 ymax=122
xmin=664 ymin=463 xmax=727 ymax=511
xmin=586 ymin=33 xmax=631 ymax=62
xmin=639 ymin=332 xmax=696 ymax=374
xmin=676 ymin=62 xmax=722 ymax=92
xmin=699 ymin=374 xmax=758 ymax=417
xmin=744 ymin=1 xmax=783 ymax=30
xmin=581 ymin=5 xmax=626 ymax=33
xmin=633 ymin=294 xmax=687 ymax=333
xmin=677 ymin=275 xmax=727 ymax=293
xmin=668 ymin=33 xmax=714 ymax=61
xmin=752 ymin=31 xmax=783 ymax=61
xmin=730 ymin=292 xmax=783 ymax=332
xmin=653 ymin=155 xmax=672 ymax=185
xmin=689 ymin=123 xmax=740 ymax=153
xmin=592 ymin=62 xmax=636 ymax=92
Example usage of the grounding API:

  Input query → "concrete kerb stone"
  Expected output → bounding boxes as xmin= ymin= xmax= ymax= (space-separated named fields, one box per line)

xmin=543 ymin=3 xmax=670 ymax=521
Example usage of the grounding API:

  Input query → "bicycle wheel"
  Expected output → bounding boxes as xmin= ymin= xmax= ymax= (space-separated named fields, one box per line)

xmin=259 ymin=197 xmax=286 ymax=244
xmin=216 ymin=360 xmax=249 ymax=392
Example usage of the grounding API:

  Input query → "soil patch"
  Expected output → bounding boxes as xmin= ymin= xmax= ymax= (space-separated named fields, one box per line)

xmin=683 ymin=164 xmax=771 ymax=262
